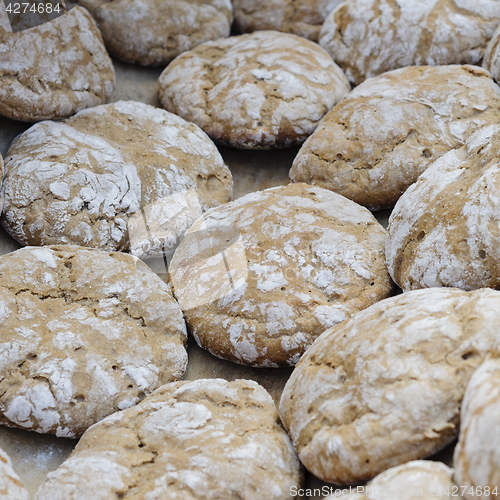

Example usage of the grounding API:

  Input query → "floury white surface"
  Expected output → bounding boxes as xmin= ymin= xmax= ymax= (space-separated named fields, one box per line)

xmin=0 ymin=246 xmax=188 ymax=438
xmin=319 ymin=0 xmax=500 ymax=85
xmin=0 ymin=7 xmax=114 ymax=122
xmin=280 ymin=288 xmax=498 ymax=485
xmin=170 ymin=183 xmax=391 ymax=367
xmin=387 ymin=124 xmax=500 ymax=291
xmin=34 ymin=379 xmax=302 ymax=500
xmin=454 ymin=349 xmax=500 ymax=499
xmin=159 ymin=30 xmax=350 ymax=149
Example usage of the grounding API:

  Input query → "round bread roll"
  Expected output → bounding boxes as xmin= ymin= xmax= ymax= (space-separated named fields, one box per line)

xmin=1 ymin=100 xmax=232 ymax=252
xmin=169 ymin=183 xmax=392 ymax=367
xmin=78 ymin=0 xmax=233 ymax=66
xmin=0 ymin=245 xmax=187 ymax=438
xmin=319 ymin=0 xmax=500 ymax=86
xmin=0 ymin=447 xmax=29 ymax=500
xmin=279 ymin=288 xmax=500 ymax=484
xmin=387 ymin=124 xmax=500 ymax=291
xmin=159 ymin=31 xmax=350 ymax=149
xmin=290 ymin=65 xmax=500 ymax=210
xmin=483 ymin=24 xmax=500 ymax=83
xmin=326 ymin=461 xmax=460 ymax=500
xmin=0 ymin=6 xmax=114 ymax=122
xmin=34 ymin=379 xmax=303 ymax=500
xmin=233 ymin=0 xmax=344 ymax=41
xmin=454 ymin=348 xmax=500 ymax=500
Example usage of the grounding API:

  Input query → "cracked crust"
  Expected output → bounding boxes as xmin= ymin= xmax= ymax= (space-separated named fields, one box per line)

xmin=387 ymin=124 xmax=500 ymax=291
xmin=454 ymin=347 xmax=500 ymax=500
xmin=169 ymin=183 xmax=392 ymax=367
xmin=34 ymin=379 xmax=303 ymax=500
xmin=326 ymin=461 xmax=460 ymax=500
xmin=319 ymin=0 xmax=500 ymax=86
xmin=0 ymin=7 xmax=114 ymax=122
xmin=0 ymin=100 xmax=232 ymax=252
xmin=290 ymin=65 xmax=500 ymax=210
xmin=0 ymin=245 xmax=187 ymax=438
xmin=158 ymin=30 xmax=350 ymax=149
xmin=233 ymin=0 xmax=344 ymax=41
xmin=279 ymin=288 xmax=500 ymax=485
xmin=79 ymin=0 xmax=233 ymax=66
xmin=0 ymin=446 xmax=29 ymax=500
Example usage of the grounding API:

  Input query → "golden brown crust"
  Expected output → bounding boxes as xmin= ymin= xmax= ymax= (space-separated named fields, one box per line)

xmin=280 ymin=288 xmax=500 ymax=484
xmin=290 ymin=65 xmax=500 ymax=210
xmin=79 ymin=0 xmax=233 ymax=66
xmin=0 ymin=7 xmax=114 ymax=122
xmin=169 ymin=183 xmax=392 ymax=367
xmin=159 ymin=31 xmax=350 ymax=149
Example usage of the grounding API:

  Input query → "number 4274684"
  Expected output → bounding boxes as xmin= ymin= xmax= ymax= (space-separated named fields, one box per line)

xmin=5 ymin=2 xmax=62 ymax=14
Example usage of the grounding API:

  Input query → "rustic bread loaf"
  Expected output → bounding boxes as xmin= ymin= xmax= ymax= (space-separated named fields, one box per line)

xmin=159 ymin=31 xmax=350 ymax=149
xmin=169 ymin=183 xmax=392 ymax=367
xmin=233 ymin=0 xmax=344 ymax=41
xmin=0 ymin=447 xmax=29 ymax=500
xmin=79 ymin=0 xmax=233 ymax=66
xmin=280 ymin=288 xmax=500 ymax=484
xmin=1 ymin=101 xmax=232 ymax=251
xmin=0 ymin=245 xmax=187 ymax=438
xmin=34 ymin=379 xmax=302 ymax=499
xmin=319 ymin=0 xmax=500 ymax=85
xmin=290 ymin=65 xmax=500 ymax=210
xmin=387 ymin=124 xmax=500 ymax=291
xmin=454 ymin=346 xmax=500 ymax=500
xmin=0 ymin=7 xmax=114 ymax=122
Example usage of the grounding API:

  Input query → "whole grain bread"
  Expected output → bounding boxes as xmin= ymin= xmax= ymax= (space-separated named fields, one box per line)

xmin=0 ymin=7 xmax=114 ymax=122
xmin=280 ymin=288 xmax=500 ymax=484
